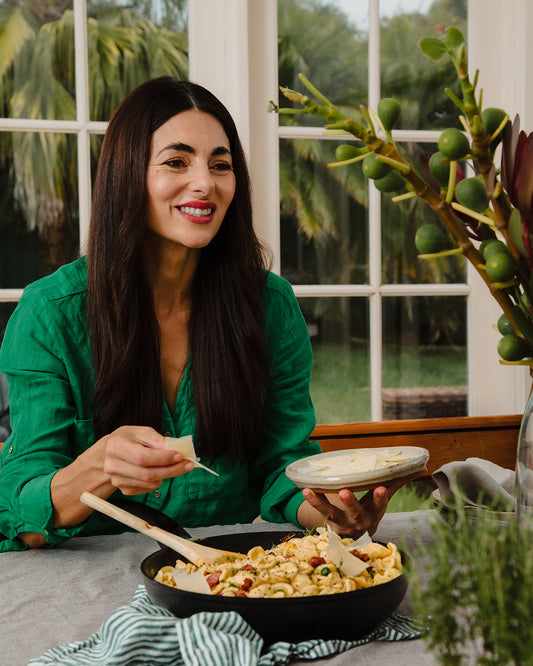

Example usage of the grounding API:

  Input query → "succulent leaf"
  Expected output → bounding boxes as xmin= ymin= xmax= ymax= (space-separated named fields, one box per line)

xmin=419 ymin=37 xmax=448 ymax=60
xmin=443 ymin=27 xmax=465 ymax=49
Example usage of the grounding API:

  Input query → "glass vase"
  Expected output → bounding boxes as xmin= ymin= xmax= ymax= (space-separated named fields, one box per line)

xmin=515 ymin=388 xmax=533 ymax=521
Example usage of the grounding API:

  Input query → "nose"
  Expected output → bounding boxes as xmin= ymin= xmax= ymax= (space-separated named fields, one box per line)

xmin=189 ymin=161 xmax=215 ymax=195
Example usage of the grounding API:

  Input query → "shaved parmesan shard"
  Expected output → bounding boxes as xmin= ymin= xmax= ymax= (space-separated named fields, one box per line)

xmin=307 ymin=448 xmax=410 ymax=477
xmin=165 ymin=435 xmax=219 ymax=476
xmin=165 ymin=435 xmax=196 ymax=459
xmin=351 ymin=531 xmax=372 ymax=548
xmin=325 ymin=526 xmax=369 ymax=576
xmin=172 ymin=569 xmax=212 ymax=594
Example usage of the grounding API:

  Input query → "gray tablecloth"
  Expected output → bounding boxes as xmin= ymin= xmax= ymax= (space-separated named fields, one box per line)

xmin=0 ymin=511 xmax=437 ymax=665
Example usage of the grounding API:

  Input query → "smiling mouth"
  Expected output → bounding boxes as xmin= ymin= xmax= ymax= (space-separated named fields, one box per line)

xmin=178 ymin=206 xmax=214 ymax=217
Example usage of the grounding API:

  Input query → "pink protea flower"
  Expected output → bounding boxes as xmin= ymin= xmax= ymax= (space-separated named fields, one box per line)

xmin=501 ymin=115 xmax=533 ymax=262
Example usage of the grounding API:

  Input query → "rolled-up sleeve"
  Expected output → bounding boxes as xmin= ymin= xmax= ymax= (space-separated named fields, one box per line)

xmin=0 ymin=271 xmax=98 ymax=547
xmin=253 ymin=275 xmax=321 ymax=525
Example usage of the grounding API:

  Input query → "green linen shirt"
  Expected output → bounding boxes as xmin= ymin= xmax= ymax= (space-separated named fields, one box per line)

xmin=0 ymin=257 xmax=320 ymax=551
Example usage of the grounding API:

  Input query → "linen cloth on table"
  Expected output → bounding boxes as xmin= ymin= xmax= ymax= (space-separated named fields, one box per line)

xmin=432 ymin=457 xmax=515 ymax=512
xmin=27 ymin=585 xmax=421 ymax=666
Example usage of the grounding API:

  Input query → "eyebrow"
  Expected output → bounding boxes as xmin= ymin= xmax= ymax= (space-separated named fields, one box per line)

xmin=157 ymin=142 xmax=231 ymax=158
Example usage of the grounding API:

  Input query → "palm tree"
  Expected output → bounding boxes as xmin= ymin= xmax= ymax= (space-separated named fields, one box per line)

xmin=0 ymin=0 xmax=466 ymax=296
xmin=0 ymin=1 xmax=188 ymax=272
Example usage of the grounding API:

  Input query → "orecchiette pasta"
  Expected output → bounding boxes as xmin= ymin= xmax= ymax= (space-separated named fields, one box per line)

xmin=154 ymin=532 xmax=402 ymax=599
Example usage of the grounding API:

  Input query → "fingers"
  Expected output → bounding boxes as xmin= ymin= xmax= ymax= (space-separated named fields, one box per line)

xmin=301 ymin=488 xmax=329 ymax=511
xmin=103 ymin=426 xmax=195 ymax=494
xmin=302 ymin=485 xmax=391 ymax=538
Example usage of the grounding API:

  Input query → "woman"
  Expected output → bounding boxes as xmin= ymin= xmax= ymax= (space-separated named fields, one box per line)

xmin=0 ymin=78 xmax=406 ymax=552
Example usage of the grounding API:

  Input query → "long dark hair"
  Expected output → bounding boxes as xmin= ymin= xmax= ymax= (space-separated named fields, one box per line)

xmin=87 ymin=77 xmax=270 ymax=462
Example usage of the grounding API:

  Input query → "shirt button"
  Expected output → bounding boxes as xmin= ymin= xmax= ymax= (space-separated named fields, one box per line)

xmin=8 ymin=446 xmax=13 ymax=453
xmin=154 ymin=490 xmax=161 ymax=498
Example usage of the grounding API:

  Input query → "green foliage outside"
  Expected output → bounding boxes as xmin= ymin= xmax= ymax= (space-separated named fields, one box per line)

xmin=0 ymin=0 xmax=470 ymax=423
xmin=0 ymin=0 xmax=467 ymax=293
xmin=278 ymin=0 xmax=467 ymax=285
xmin=0 ymin=0 xmax=188 ymax=276
xmin=311 ymin=342 xmax=466 ymax=424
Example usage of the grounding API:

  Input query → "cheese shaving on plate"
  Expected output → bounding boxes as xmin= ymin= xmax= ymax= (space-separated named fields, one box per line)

xmin=308 ymin=448 xmax=409 ymax=477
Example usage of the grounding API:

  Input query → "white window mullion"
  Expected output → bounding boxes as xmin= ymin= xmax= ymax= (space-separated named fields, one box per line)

xmin=248 ymin=0 xmax=280 ymax=269
xmin=188 ymin=0 xmax=250 ymax=153
xmin=73 ymin=0 xmax=91 ymax=253
xmin=368 ymin=0 xmax=382 ymax=420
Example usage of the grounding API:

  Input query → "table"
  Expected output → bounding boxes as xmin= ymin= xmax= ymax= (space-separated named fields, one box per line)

xmin=1 ymin=510 xmax=438 ymax=665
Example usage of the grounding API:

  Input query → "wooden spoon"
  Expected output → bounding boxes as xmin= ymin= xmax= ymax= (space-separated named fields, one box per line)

xmin=80 ymin=491 xmax=244 ymax=567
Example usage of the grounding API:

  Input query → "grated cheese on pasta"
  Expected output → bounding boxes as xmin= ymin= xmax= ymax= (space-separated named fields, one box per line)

xmin=154 ymin=532 xmax=402 ymax=598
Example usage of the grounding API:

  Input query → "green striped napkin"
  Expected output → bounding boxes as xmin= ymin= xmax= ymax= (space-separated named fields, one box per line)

xmin=28 ymin=585 xmax=421 ymax=666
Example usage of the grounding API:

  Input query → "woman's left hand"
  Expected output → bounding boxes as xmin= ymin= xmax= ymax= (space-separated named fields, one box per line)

xmin=298 ymin=467 xmax=427 ymax=538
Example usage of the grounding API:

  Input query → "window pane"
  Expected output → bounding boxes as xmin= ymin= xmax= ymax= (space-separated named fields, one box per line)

xmin=1 ymin=2 xmax=75 ymax=120
xmin=300 ymin=297 xmax=370 ymax=424
xmin=277 ymin=0 xmax=368 ymax=128
xmin=380 ymin=0 xmax=467 ymax=130
xmin=280 ymin=138 xmax=369 ymax=284
xmin=382 ymin=295 xmax=467 ymax=419
xmin=87 ymin=1 xmax=189 ymax=122
xmin=0 ymin=131 xmax=79 ymax=288
xmin=381 ymin=142 xmax=467 ymax=284
xmin=90 ymin=132 xmax=104 ymax=183
xmin=0 ymin=303 xmax=17 ymax=339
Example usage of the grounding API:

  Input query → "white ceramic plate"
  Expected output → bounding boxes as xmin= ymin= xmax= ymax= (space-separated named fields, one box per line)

xmin=285 ymin=446 xmax=430 ymax=491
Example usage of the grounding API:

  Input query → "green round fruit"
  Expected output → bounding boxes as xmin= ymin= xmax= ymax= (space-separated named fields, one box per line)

xmin=485 ymin=252 xmax=515 ymax=282
xmin=415 ymin=224 xmax=449 ymax=254
xmin=454 ymin=176 xmax=489 ymax=213
xmin=428 ymin=151 xmax=450 ymax=188
xmin=497 ymin=313 xmax=514 ymax=336
xmin=438 ymin=128 xmax=470 ymax=160
xmin=362 ymin=152 xmax=392 ymax=179
xmin=377 ymin=98 xmax=401 ymax=131
xmin=498 ymin=334 xmax=530 ymax=361
xmin=481 ymin=107 xmax=508 ymax=137
xmin=479 ymin=238 xmax=497 ymax=257
xmin=335 ymin=143 xmax=366 ymax=162
xmin=374 ymin=170 xmax=405 ymax=192
xmin=481 ymin=239 xmax=509 ymax=260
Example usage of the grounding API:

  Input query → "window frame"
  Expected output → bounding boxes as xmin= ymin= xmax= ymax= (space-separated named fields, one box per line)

xmin=243 ymin=0 xmax=531 ymax=419
xmin=0 ymin=0 xmax=530 ymax=418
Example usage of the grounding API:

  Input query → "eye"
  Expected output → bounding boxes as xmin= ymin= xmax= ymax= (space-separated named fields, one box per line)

xmin=211 ymin=161 xmax=233 ymax=172
xmin=163 ymin=157 xmax=187 ymax=168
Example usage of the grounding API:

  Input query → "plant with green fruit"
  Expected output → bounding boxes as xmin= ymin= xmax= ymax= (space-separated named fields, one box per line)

xmin=270 ymin=26 xmax=533 ymax=367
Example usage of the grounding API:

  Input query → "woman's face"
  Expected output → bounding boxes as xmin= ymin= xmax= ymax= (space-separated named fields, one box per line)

xmin=146 ymin=109 xmax=236 ymax=249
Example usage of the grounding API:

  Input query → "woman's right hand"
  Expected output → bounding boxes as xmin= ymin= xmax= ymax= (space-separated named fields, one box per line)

xmin=102 ymin=425 xmax=195 ymax=495
xmin=49 ymin=425 xmax=194 ymax=530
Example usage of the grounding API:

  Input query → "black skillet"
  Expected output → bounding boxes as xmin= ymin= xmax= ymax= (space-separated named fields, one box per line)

xmin=140 ymin=526 xmax=408 ymax=644
xmin=106 ymin=499 xmax=408 ymax=643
